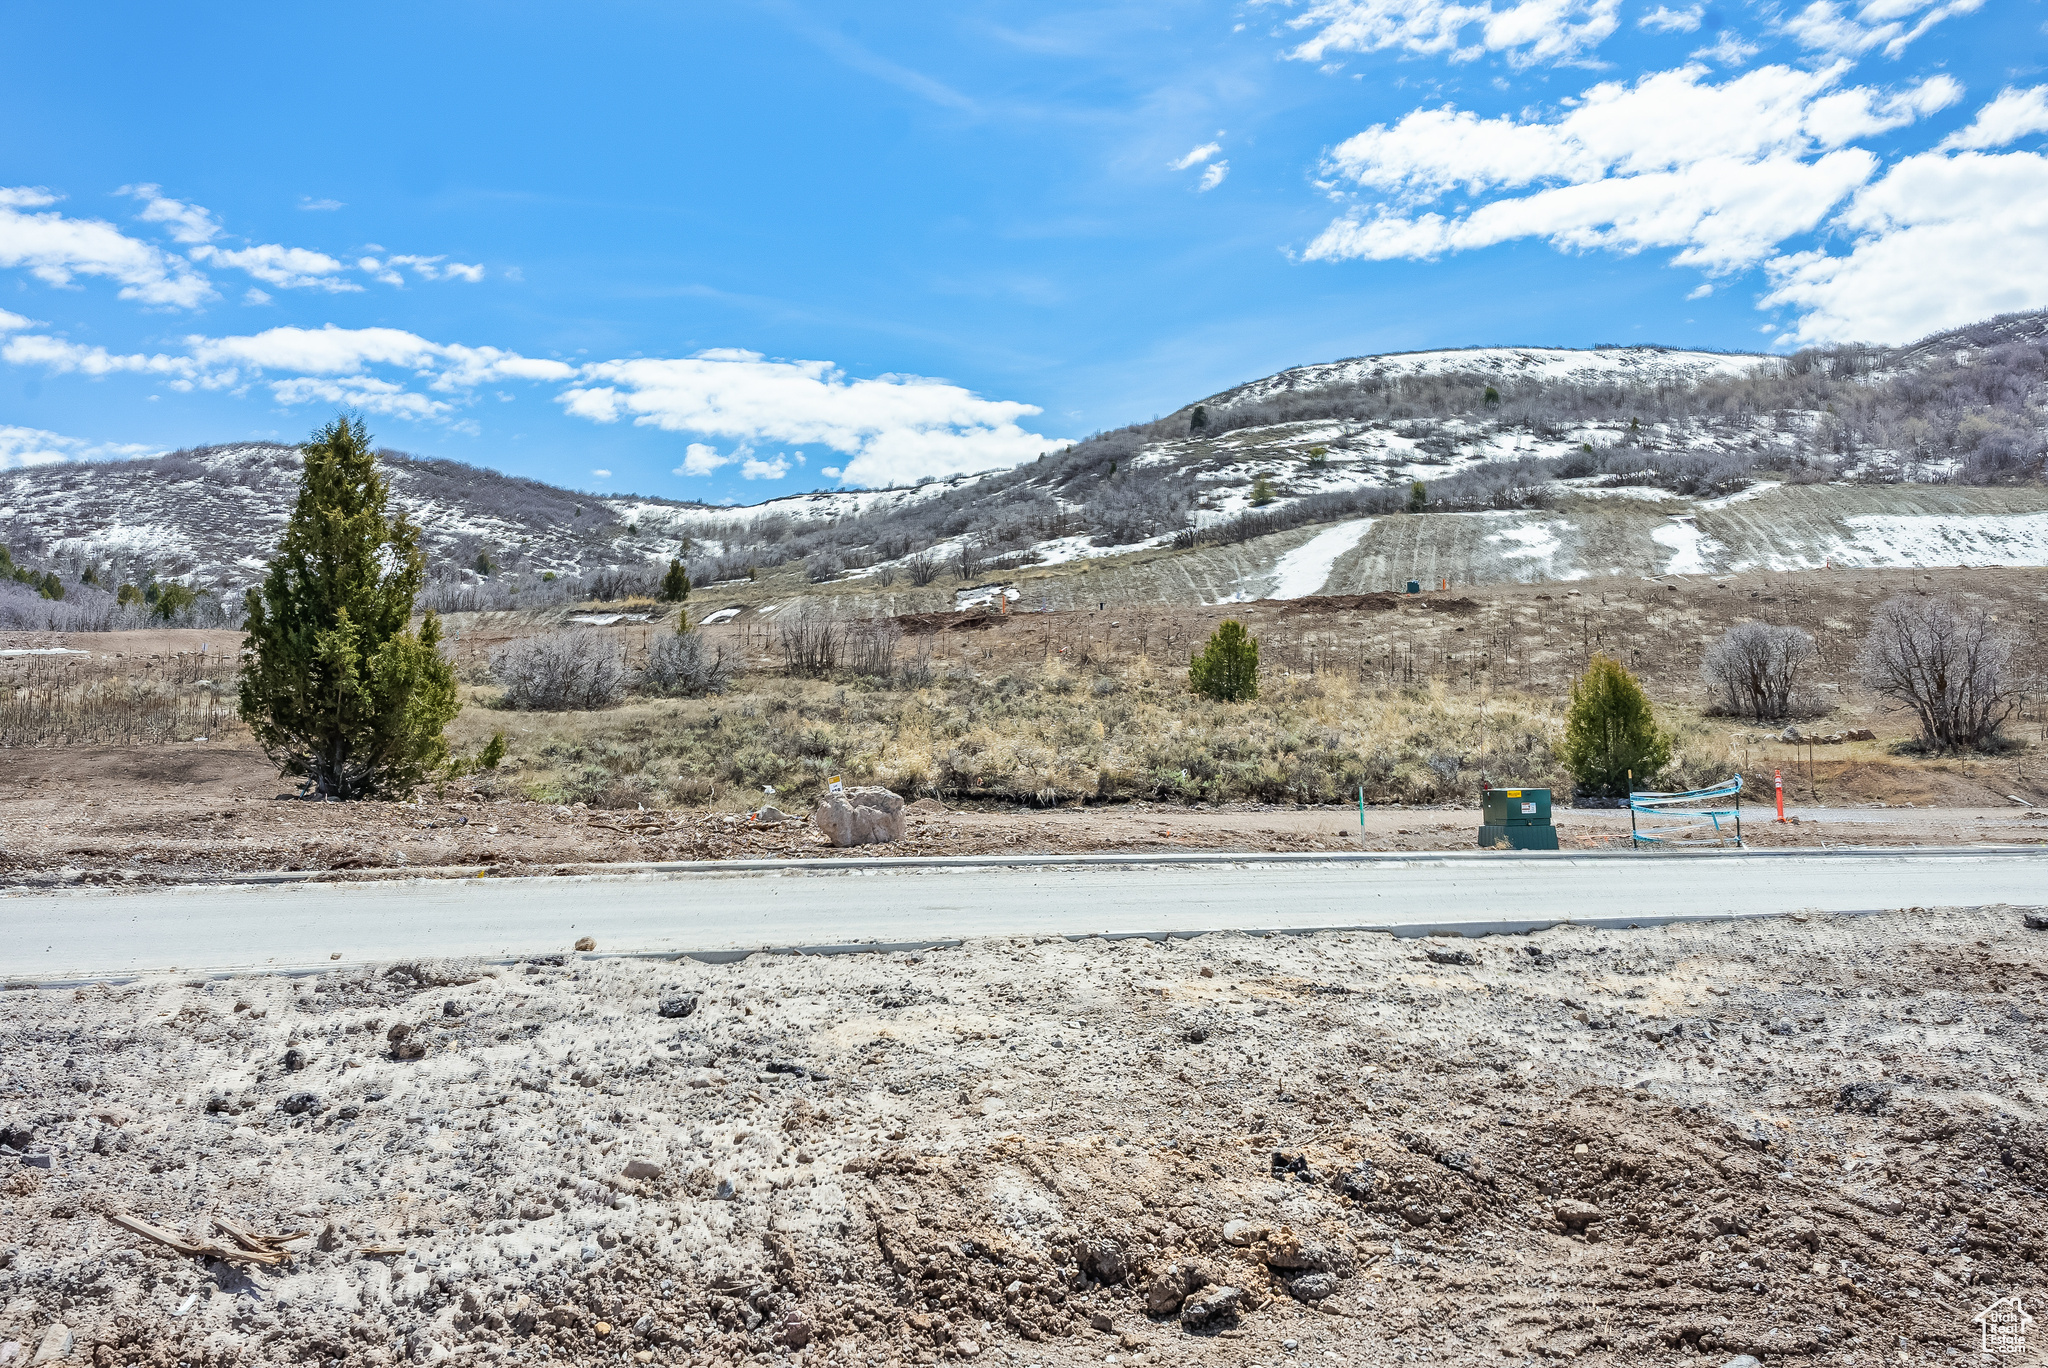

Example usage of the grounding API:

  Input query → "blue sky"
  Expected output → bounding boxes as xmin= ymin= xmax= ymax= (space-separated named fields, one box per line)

xmin=2 ymin=0 xmax=2042 ymax=501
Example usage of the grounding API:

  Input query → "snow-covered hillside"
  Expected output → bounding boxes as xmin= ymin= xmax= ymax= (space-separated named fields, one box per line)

xmin=0 ymin=315 xmax=2040 ymax=602
xmin=1209 ymin=345 xmax=1763 ymax=409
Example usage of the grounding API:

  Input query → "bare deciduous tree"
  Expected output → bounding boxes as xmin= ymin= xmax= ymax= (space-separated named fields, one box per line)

xmin=491 ymin=631 xmax=628 ymax=711
xmin=641 ymin=630 xmax=731 ymax=697
xmin=1857 ymin=594 xmax=2017 ymax=750
xmin=1702 ymin=621 xmax=1817 ymax=720
xmin=777 ymin=604 xmax=840 ymax=677
xmin=905 ymin=552 xmax=939 ymax=587
xmin=844 ymin=618 xmax=902 ymax=678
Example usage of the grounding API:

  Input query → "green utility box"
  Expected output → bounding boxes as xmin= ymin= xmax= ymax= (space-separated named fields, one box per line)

xmin=1478 ymin=787 xmax=1558 ymax=850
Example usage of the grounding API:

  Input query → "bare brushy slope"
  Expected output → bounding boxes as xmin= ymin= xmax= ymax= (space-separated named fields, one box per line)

xmin=2 ymin=907 xmax=2044 ymax=1367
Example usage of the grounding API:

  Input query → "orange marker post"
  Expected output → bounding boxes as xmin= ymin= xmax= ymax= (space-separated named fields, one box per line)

xmin=1774 ymin=769 xmax=1785 ymax=822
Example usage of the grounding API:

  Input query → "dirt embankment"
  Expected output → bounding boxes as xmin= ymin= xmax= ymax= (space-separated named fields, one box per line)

xmin=0 ymin=743 xmax=2042 ymax=887
xmin=1 ymin=904 xmax=2044 ymax=1366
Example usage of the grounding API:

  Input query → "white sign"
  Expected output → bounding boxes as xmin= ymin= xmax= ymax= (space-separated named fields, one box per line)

xmin=828 ymin=775 xmax=844 ymax=795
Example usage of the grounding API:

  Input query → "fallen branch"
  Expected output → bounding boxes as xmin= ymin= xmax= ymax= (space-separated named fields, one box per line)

xmin=105 ymin=1213 xmax=290 ymax=1267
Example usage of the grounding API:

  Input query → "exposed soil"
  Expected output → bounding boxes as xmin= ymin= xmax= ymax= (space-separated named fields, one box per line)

xmin=0 ymin=741 xmax=2042 ymax=886
xmin=2 ymin=904 xmax=2043 ymax=1366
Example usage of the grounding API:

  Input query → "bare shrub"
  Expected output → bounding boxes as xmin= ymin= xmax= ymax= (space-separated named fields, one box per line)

xmin=1857 ymin=594 xmax=2017 ymax=750
xmin=906 ymin=552 xmax=939 ymax=587
xmin=872 ymin=563 xmax=899 ymax=588
xmin=641 ymin=631 xmax=732 ymax=697
xmin=777 ymin=605 xmax=840 ymax=676
xmin=1701 ymin=621 xmax=1817 ymax=720
xmin=845 ymin=618 xmax=902 ymax=678
xmin=953 ymin=544 xmax=983 ymax=582
xmin=491 ymin=631 xmax=628 ymax=710
xmin=805 ymin=553 xmax=845 ymax=584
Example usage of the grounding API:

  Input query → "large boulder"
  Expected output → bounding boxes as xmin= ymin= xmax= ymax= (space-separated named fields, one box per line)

xmin=811 ymin=787 xmax=906 ymax=847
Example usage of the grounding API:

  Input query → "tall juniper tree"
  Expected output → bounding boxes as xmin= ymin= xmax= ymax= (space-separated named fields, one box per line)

xmin=238 ymin=416 xmax=459 ymax=798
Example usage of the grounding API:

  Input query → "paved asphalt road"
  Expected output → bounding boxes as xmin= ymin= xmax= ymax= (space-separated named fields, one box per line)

xmin=4 ymin=847 xmax=2042 ymax=984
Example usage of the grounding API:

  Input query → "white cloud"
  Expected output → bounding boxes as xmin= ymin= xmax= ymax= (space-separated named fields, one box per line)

xmin=191 ymin=242 xmax=360 ymax=292
xmin=560 ymin=349 xmax=1052 ymax=487
xmin=1268 ymin=0 xmax=1621 ymax=68
xmin=1 ymin=316 xmax=1055 ymax=484
xmin=118 ymin=183 xmax=222 ymax=244
xmin=0 ymin=308 xmax=33 ymax=331
xmin=591 ymin=468 xmax=611 ymax=478
xmin=363 ymin=253 xmax=486 ymax=285
xmin=0 ymin=423 xmax=157 ymax=470
xmin=298 ymin=197 xmax=344 ymax=211
xmin=1173 ymin=142 xmax=1223 ymax=169
xmin=1781 ymin=0 xmax=1983 ymax=58
xmin=1762 ymin=149 xmax=2048 ymax=343
xmin=0 ymin=186 xmax=213 ymax=308
xmin=1939 ymin=86 xmax=2048 ymax=151
xmin=675 ymin=442 xmax=732 ymax=476
xmin=1199 ymin=161 xmax=1231 ymax=191
xmin=1308 ymin=63 xmax=1959 ymax=272
xmin=1638 ymin=4 xmax=1701 ymax=31
xmin=1689 ymin=29 xmax=1759 ymax=64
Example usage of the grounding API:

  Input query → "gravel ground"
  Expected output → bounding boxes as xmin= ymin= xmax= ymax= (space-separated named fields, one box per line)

xmin=2 ymin=904 xmax=2044 ymax=1367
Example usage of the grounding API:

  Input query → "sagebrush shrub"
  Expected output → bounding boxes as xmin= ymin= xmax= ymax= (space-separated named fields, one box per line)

xmin=643 ymin=631 xmax=731 ymax=697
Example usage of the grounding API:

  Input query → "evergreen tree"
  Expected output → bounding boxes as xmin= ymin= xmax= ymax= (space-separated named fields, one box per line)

xmin=1189 ymin=620 xmax=1259 ymax=702
xmin=1189 ymin=404 xmax=1209 ymax=434
xmin=660 ymin=558 xmax=691 ymax=604
xmin=1560 ymin=653 xmax=1671 ymax=797
xmin=1249 ymin=475 xmax=1276 ymax=507
xmin=1407 ymin=480 xmax=1428 ymax=513
xmin=238 ymin=416 xmax=459 ymax=799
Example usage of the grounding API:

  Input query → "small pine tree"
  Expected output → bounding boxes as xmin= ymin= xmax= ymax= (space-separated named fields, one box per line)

xmin=151 ymin=583 xmax=198 ymax=621
xmin=1190 ymin=404 xmax=1209 ymax=434
xmin=477 ymin=731 xmax=507 ymax=770
xmin=1561 ymin=654 xmax=1671 ymax=797
xmin=1306 ymin=446 xmax=1328 ymax=469
xmin=474 ymin=550 xmax=494 ymax=576
xmin=117 ymin=583 xmax=140 ymax=606
xmin=1249 ymin=476 xmax=1276 ymax=507
xmin=1407 ymin=480 xmax=1428 ymax=513
xmin=238 ymin=416 xmax=460 ymax=799
xmin=38 ymin=571 xmax=63 ymax=601
xmin=1189 ymin=620 xmax=1259 ymax=702
xmin=1483 ymin=385 xmax=1500 ymax=405
xmin=660 ymin=558 xmax=691 ymax=604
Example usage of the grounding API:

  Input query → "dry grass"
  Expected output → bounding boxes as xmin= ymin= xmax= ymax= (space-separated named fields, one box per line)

xmin=0 ymin=651 xmax=241 ymax=747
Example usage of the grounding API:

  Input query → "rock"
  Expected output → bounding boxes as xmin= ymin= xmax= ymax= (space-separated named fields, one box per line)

xmin=1338 ymin=1165 xmax=1376 ymax=1201
xmin=387 ymin=1023 xmax=427 ymax=1061
xmin=30 ymin=1325 xmax=72 ymax=1366
xmin=1178 ymin=1285 xmax=1244 ymax=1330
xmin=1143 ymin=1263 xmax=1209 ymax=1316
xmin=1555 ymin=1199 xmax=1601 ymax=1228
xmin=1089 ymin=1311 xmax=1114 ymax=1332
xmin=1837 ymin=1081 xmax=1893 ymax=1115
xmin=1771 ymin=1216 xmax=1819 ymax=1250
xmin=283 ymin=1047 xmax=308 ymax=1071
xmin=1721 ymin=1357 xmax=1763 ymax=1368
xmin=1285 ymin=1272 xmax=1338 ymax=1302
xmin=1843 ymin=728 xmax=1875 ymax=742
xmin=1424 ymin=946 xmax=1476 ymax=966
xmin=1259 ymin=1228 xmax=1324 ymax=1272
xmin=1221 ymin=1219 xmax=1265 ymax=1247
xmin=756 ymin=804 xmax=789 ymax=825
xmin=1080 ymin=1239 xmax=1127 ymax=1284
xmin=574 ymin=937 xmax=596 ymax=952
xmin=2024 ymin=913 xmax=2048 ymax=932
xmin=658 ymin=993 xmax=699 ymax=1019
xmin=0 ymin=1124 xmax=32 ymax=1152
xmin=954 ymin=1339 xmax=980 ymax=1359
xmin=1847 ymin=1190 xmax=1904 ymax=1217
xmin=810 ymin=787 xmax=907 ymax=846
xmin=277 ymin=1092 xmax=322 ymax=1116
xmin=1779 ymin=726 xmax=1802 ymax=742
xmin=622 ymin=1159 xmax=663 ymax=1181
xmin=442 ymin=1000 xmax=464 ymax=1017
xmin=777 ymin=1314 xmax=812 ymax=1348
